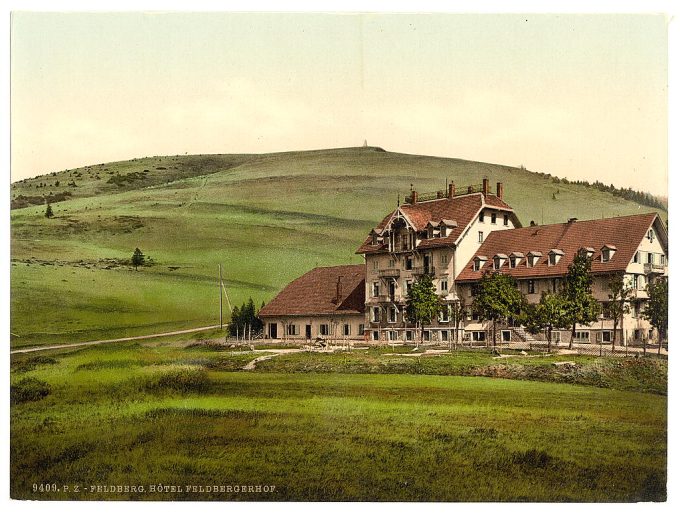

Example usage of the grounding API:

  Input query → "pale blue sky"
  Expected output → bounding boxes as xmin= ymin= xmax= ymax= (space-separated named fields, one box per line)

xmin=11 ymin=12 xmax=668 ymax=194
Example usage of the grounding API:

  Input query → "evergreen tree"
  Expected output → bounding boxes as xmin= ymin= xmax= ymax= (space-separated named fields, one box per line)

xmin=405 ymin=275 xmax=441 ymax=346
xmin=562 ymin=250 xmax=600 ymax=349
xmin=44 ymin=203 xmax=54 ymax=218
xmin=131 ymin=248 xmax=145 ymax=271
xmin=642 ymin=277 xmax=668 ymax=355
xmin=472 ymin=272 xmax=526 ymax=349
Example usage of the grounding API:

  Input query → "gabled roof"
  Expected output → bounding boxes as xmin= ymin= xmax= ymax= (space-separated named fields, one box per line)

xmin=259 ymin=265 xmax=365 ymax=317
xmin=457 ymin=213 xmax=664 ymax=282
xmin=356 ymin=192 xmax=518 ymax=254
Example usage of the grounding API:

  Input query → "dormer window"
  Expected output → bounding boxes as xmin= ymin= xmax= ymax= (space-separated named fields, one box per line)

xmin=509 ymin=252 xmax=524 ymax=268
xmin=601 ymin=244 xmax=617 ymax=263
xmin=479 ymin=212 xmax=484 ymax=223
xmin=526 ymin=252 xmax=542 ymax=268
xmin=493 ymin=254 xmax=507 ymax=270
xmin=581 ymin=247 xmax=595 ymax=259
xmin=491 ymin=212 xmax=497 ymax=224
xmin=473 ymin=256 xmax=487 ymax=272
xmin=548 ymin=249 xmax=564 ymax=266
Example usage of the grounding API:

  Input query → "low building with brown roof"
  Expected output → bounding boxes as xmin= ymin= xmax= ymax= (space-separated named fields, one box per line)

xmin=259 ymin=264 xmax=366 ymax=341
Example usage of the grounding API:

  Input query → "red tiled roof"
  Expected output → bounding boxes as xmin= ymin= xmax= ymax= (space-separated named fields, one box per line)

xmin=456 ymin=213 xmax=662 ymax=282
xmin=356 ymin=193 xmax=516 ymax=254
xmin=259 ymin=264 xmax=365 ymax=317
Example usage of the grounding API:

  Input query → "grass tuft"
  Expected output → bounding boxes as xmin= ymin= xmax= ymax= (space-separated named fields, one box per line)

xmin=11 ymin=377 xmax=51 ymax=404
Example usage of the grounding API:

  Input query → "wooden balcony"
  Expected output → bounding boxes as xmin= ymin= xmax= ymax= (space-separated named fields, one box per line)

xmin=378 ymin=268 xmax=401 ymax=278
xmin=411 ymin=266 xmax=435 ymax=276
xmin=644 ymin=263 xmax=665 ymax=274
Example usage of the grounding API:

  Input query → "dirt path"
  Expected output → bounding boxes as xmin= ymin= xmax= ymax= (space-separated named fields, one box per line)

xmin=10 ymin=325 xmax=222 ymax=355
xmin=242 ymin=348 xmax=304 ymax=370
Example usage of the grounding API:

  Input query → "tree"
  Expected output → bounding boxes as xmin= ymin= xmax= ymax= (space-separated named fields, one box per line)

xmin=131 ymin=248 xmax=145 ymax=271
xmin=405 ymin=275 xmax=441 ymax=346
xmin=642 ymin=277 xmax=667 ymax=355
xmin=44 ymin=203 xmax=53 ymax=218
xmin=603 ymin=273 xmax=633 ymax=351
xmin=525 ymin=292 xmax=569 ymax=352
xmin=449 ymin=298 xmax=467 ymax=349
xmin=472 ymin=272 xmax=526 ymax=349
xmin=562 ymin=250 xmax=600 ymax=349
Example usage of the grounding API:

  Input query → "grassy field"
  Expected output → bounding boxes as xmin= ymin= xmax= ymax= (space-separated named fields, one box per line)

xmin=10 ymin=147 xmax=668 ymax=347
xmin=10 ymin=342 xmax=667 ymax=501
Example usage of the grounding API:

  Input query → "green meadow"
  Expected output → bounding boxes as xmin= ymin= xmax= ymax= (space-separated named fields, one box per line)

xmin=10 ymin=147 xmax=667 ymax=347
xmin=10 ymin=342 xmax=666 ymax=501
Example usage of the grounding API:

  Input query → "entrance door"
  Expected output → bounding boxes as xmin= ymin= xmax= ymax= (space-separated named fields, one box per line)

xmin=269 ymin=323 xmax=278 ymax=339
xmin=389 ymin=280 xmax=396 ymax=299
xmin=305 ymin=324 xmax=312 ymax=339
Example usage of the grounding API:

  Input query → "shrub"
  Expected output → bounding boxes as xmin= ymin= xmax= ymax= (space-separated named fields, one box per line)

xmin=11 ymin=377 xmax=51 ymax=404
xmin=143 ymin=368 xmax=210 ymax=394
xmin=11 ymin=355 xmax=58 ymax=373
xmin=512 ymin=448 xmax=552 ymax=469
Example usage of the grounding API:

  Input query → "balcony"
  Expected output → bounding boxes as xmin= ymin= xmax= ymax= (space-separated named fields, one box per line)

xmin=373 ymin=295 xmax=393 ymax=303
xmin=378 ymin=268 xmax=401 ymax=278
xmin=644 ymin=263 xmax=666 ymax=274
xmin=411 ymin=266 xmax=436 ymax=276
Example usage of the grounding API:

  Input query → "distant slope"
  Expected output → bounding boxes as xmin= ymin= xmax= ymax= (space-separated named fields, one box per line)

xmin=10 ymin=146 xmax=667 ymax=347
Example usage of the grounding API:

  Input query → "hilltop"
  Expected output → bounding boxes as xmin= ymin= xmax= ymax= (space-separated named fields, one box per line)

xmin=10 ymin=146 xmax=667 ymax=347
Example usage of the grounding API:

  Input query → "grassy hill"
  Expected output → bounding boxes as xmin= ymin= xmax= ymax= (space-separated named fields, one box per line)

xmin=10 ymin=147 xmax=668 ymax=347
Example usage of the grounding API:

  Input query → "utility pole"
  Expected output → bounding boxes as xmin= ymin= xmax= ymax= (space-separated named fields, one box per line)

xmin=219 ymin=264 xmax=223 ymax=329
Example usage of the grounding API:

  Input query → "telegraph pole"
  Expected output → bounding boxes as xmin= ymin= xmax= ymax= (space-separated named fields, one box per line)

xmin=219 ymin=264 xmax=223 ymax=329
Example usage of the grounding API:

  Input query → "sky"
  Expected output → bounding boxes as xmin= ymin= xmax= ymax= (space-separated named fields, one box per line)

xmin=10 ymin=12 xmax=669 ymax=195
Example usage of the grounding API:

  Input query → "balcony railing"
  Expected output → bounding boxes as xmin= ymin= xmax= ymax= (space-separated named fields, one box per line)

xmin=373 ymin=295 xmax=393 ymax=303
xmin=411 ymin=266 xmax=435 ymax=276
xmin=644 ymin=263 xmax=666 ymax=274
xmin=378 ymin=268 xmax=401 ymax=278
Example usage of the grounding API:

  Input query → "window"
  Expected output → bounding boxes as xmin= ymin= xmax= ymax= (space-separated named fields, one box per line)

xmin=501 ymin=330 xmax=511 ymax=342
xmin=599 ymin=331 xmax=612 ymax=343
xmin=440 ymin=253 xmax=448 ymax=265
xmin=372 ymin=307 xmax=380 ymax=323
xmin=320 ymin=324 xmax=330 ymax=336
xmin=372 ymin=331 xmax=380 ymax=341
xmin=551 ymin=331 xmax=561 ymax=343
xmin=358 ymin=324 xmax=365 ymax=335
xmin=648 ymin=229 xmax=655 ymax=242
xmin=647 ymin=253 xmax=654 ymax=264
xmin=602 ymin=249 xmax=611 ymax=263
xmin=388 ymin=331 xmax=397 ymax=341
xmin=491 ymin=212 xmax=497 ymax=224
xmin=527 ymin=255 xmax=539 ymax=267
xmin=661 ymin=255 xmax=666 ymax=266
xmin=527 ymin=279 xmax=536 ymax=294
xmin=287 ymin=324 xmax=298 ymax=336
xmin=473 ymin=258 xmax=486 ymax=271
xmin=373 ymin=259 xmax=378 ymax=270
xmin=388 ymin=307 xmax=397 ymax=323
xmin=633 ymin=251 xmax=640 ymax=264
xmin=372 ymin=282 xmax=380 ymax=297
xmin=439 ymin=307 xmax=450 ymax=322
xmin=423 ymin=330 xmax=431 ymax=341
xmin=406 ymin=330 xmax=414 ymax=341
xmin=478 ymin=231 xmax=484 ymax=243
xmin=388 ymin=258 xmax=395 ymax=268
xmin=549 ymin=251 xmax=563 ymax=266
xmin=574 ymin=330 xmax=590 ymax=343
xmin=503 ymin=214 xmax=509 ymax=226
xmin=441 ymin=279 xmax=448 ymax=292
xmin=441 ymin=330 xmax=449 ymax=341
xmin=405 ymin=280 xmax=413 ymax=294
xmin=551 ymin=278 xmax=560 ymax=292
xmin=343 ymin=324 xmax=351 ymax=336
xmin=479 ymin=211 xmax=484 ymax=222
xmin=471 ymin=331 xmax=486 ymax=342
xmin=405 ymin=257 xmax=413 ymax=270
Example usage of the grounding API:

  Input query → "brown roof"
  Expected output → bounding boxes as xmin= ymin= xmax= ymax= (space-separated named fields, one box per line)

xmin=456 ymin=213 xmax=664 ymax=282
xmin=356 ymin=193 xmax=517 ymax=254
xmin=259 ymin=264 xmax=365 ymax=317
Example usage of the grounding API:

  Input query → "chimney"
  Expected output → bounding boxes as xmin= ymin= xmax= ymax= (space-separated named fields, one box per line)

xmin=496 ymin=182 xmax=504 ymax=200
xmin=530 ymin=220 xmax=536 ymax=226
xmin=411 ymin=191 xmax=418 ymax=204
xmin=436 ymin=190 xmax=444 ymax=199
xmin=467 ymin=186 xmax=473 ymax=194
xmin=567 ymin=217 xmax=578 ymax=224
xmin=448 ymin=183 xmax=456 ymax=198
xmin=335 ymin=276 xmax=343 ymax=305
xmin=482 ymin=178 xmax=489 ymax=196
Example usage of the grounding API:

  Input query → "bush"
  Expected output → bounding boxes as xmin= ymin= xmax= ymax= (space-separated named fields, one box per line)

xmin=143 ymin=368 xmax=210 ymax=394
xmin=11 ymin=377 xmax=51 ymax=404
xmin=11 ymin=355 xmax=58 ymax=373
xmin=512 ymin=448 xmax=552 ymax=469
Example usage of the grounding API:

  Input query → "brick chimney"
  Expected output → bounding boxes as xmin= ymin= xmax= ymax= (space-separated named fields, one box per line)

xmin=467 ymin=186 xmax=473 ymax=194
xmin=410 ymin=191 xmax=418 ymax=204
xmin=496 ymin=182 xmax=504 ymax=200
xmin=482 ymin=178 xmax=489 ymax=196
xmin=448 ymin=183 xmax=456 ymax=198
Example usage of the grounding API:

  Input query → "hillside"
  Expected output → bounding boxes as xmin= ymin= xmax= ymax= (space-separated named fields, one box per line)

xmin=10 ymin=146 xmax=667 ymax=347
